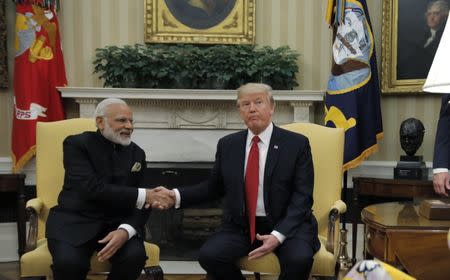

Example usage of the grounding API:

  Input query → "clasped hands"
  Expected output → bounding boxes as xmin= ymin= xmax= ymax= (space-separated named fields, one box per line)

xmin=145 ymin=186 xmax=176 ymax=209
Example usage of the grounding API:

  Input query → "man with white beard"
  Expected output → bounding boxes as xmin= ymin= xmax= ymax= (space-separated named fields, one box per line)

xmin=45 ymin=98 xmax=169 ymax=280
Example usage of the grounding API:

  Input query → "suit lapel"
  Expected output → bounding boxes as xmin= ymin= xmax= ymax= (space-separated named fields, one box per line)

xmin=264 ymin=126 xmax=282 ymax=205
xmin=264 ymin=125 xmax=282 ymax=211
xmin=265 ymin=126 xmax=282 ymax=179
xmin=234 ymin=131 xmax=247 ymax=187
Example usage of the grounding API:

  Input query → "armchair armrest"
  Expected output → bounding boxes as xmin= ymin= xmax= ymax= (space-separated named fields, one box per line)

xmin=26 ymin=198 xmax=44 ymax=213
xmin=25 ymin=198 xmax=43 ymax=252
xmin=325 ymin=200 xmax=347 ymax=253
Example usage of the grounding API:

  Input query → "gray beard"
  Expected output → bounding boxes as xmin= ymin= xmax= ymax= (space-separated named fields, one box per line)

xmin=102 ymin=123 xmax=131 ymax=146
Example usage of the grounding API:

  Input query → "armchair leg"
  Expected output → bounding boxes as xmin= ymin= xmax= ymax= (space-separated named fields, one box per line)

xmin=335 ymin=261 xmax=340 ymax=276
xmin=141 ymin=266 xmax=164 ymax=280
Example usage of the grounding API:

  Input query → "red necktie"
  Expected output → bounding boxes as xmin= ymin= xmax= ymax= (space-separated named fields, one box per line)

xmin=245 ymin=135 xmax=260 ymax=243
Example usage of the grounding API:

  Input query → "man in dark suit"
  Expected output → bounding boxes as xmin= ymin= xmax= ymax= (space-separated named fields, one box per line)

xmin=433 ymin=94 xmax=450 ymax=197
xmin=154 ymin=83 xmax=320 ymax=280
xmin=46 ymin=98 xmax=170 ymax=280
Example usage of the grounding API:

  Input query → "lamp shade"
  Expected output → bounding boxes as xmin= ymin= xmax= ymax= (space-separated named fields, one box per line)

xmin=423 ymin=15 xmax=450 ymax=94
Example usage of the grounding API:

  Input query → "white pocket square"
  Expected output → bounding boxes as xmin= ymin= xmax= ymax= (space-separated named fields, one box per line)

xmin=131 ymin=162 xmax=141 ymax=172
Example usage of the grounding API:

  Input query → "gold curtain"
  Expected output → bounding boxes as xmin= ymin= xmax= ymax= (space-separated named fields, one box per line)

xmin=0 ymin=0 xmax=8 ymax=88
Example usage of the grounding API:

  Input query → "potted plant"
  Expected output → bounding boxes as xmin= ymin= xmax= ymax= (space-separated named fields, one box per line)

xmin=93 ymin=44 xmax=300 ymax=90
xmin=252 ymin=46 xmax=299 ymax=90
xmin=93 ymin=45 xmax=145 ymax=88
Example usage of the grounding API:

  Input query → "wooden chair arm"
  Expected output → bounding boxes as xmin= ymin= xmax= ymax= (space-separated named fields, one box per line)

xmin=24 ymin=198 xmax=43 ymax=252
xmin=325 ymin=200 xmax=347 ymax=253
xmin=26 ymin=198 xmax=44 ymax=214
xmin=331 ymin=200 xmax=347 ymax=214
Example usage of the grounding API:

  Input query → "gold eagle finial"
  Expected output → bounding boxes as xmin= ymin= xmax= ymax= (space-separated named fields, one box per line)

xmin=325 ymin=106 xmax=356 ymax=131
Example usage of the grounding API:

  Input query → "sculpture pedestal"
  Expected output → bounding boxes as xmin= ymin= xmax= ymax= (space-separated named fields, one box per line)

xmin=394 ymin=155 xmax=428 ymax=180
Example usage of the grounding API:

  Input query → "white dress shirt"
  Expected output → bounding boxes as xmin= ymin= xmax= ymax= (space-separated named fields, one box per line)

xmin=245 ymin=123 xmax=272 ymax=217
xmin=244 ymin=123 xmax=285 ymax=243
xmin=433 ymin=168 xmax=448 ymax=174
xmin=117 ymin=188 xmax=146 ymax=239
xmin=424 ymin=29 xmax=437 ymax=48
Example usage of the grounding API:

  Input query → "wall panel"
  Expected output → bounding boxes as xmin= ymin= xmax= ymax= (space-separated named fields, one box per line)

xmin=0 ymin=0 xmax=442 ymax=166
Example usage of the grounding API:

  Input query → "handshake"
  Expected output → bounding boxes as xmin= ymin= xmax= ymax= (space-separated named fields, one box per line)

xmin=145 ymin=186 xmax=176 ymax=210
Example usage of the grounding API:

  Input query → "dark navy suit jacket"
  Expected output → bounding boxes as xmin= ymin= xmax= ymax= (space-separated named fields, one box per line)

xmin=179 ymin=125 xmax=320 ymax=249
xmin=433 ymin=95 xmax=450 ymax=169
xmin=46 ymin=131 xmax=149 ymax=246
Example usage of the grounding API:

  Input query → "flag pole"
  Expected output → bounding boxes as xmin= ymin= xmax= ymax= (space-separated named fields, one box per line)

xmin=342 ymin=170 xmax=348 ymax=228
xmin=326 ymin=0 xmax=383 ymax=267
xmin=337 ymin=171 xmax=353 ymax=269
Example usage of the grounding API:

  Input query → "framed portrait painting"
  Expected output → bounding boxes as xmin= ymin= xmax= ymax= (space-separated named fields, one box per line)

xmin=381 ymin=0 xmax=449 ymax=93
xmin=144 ymin=0 xmax=255 ymax=44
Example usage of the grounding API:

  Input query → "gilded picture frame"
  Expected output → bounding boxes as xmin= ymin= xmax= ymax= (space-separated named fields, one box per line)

xmin=381 ymin=0 xmax=449 ymax=94
xmin=144 ymin=0 xmax=255 ymax=44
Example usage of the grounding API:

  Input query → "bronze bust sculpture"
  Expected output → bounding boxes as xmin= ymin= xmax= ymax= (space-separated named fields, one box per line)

xmin=395 ymin=118 xmax=428 ymax=180
xmin=399 ymin=118 xmax=425 ymax=157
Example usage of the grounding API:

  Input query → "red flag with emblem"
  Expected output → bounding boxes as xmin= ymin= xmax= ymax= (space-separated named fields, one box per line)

xmin=12 ymin=3 xmax=67 ymax=173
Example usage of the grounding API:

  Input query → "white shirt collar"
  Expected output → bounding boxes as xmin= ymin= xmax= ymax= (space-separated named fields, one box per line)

xmin=430 ymin=29 xmax=437 ymax=37
xmin=247 ymin=122 xmax=273 ymax=146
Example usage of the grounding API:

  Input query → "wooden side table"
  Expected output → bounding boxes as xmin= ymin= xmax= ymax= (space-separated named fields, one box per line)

xmin=362 ymin=202 xmax=450 ymax=280
xmin=0 ymin=174 xmax=26 ymax=257
xmin=351 ymin=177 xmax=437 ymax=263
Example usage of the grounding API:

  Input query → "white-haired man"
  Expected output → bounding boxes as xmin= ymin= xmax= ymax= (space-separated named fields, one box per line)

xmin=418 ymin=0 xmax=448 ymax=77
xmin=398 ymin=0 xmax=449 ymax=79
xmin=46 ymin=98 xmax=169 ymax=280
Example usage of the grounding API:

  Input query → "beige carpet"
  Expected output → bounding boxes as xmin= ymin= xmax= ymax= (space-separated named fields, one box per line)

xmin=0 ymin=262 xmax=280 ymax=280
xmin=0 ymin=261 xmax=348 ymax=280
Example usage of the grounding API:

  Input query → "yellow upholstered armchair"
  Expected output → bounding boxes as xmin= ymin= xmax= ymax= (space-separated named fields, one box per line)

xmin=239 ymin=122 xmax=346 ymax=279
xmin=19 ymin=118 xmax=163 ymax=280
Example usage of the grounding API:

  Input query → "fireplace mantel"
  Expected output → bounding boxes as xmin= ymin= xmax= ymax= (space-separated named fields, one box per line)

xmin=59 ymin=87 xmax=324 ymax=126
xmin=59 ymin=87 xmax=325 ymax=162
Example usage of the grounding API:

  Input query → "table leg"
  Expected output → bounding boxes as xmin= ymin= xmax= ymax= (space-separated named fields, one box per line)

xmin=352 ymin=182 xmax=358 ymax=264
xmin=362 ymin=224 xmax=373 ymax=259
xmin=16 ymin=177 xmax=26 ymax=257
xmin=0 ymin=174 xmax=27 ymax=257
